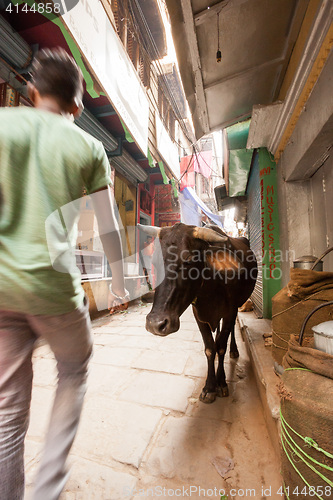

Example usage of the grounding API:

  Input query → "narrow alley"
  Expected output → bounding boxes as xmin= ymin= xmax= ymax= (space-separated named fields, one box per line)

xmin=24 ymin=302 xmax=282 ymax=500
xmin=1 ymin=2 xmax=333 ymax=500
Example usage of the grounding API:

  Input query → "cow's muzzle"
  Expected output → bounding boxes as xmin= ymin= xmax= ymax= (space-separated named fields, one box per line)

xmin=146 ymin=312 xmax=180 ymax=336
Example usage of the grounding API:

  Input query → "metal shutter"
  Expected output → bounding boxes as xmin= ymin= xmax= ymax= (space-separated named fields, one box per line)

xmin=247 ymin=153 xmax=263 ymax=317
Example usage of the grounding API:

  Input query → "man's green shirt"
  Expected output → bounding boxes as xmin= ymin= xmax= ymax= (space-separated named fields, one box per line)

xmin=0 ymin=107 xmax=111 ymax=315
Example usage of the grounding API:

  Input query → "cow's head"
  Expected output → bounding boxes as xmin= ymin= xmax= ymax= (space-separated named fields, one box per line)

xmin=139 ymin=223 xmax=232 ymax=336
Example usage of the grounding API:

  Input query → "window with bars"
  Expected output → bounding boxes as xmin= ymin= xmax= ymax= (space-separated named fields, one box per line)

xmin=111 ymin=0 xmax=126 ymax=46
xmin=158 ymin=84 xmax=170 ymax=124
xmin=111 ymin=0 xmax=150 ymax=88
xmin=169 ymin=111 xmax=176 ymax=141
xmin=127 ymin=31 xmax=140 ymax=71
xmin=139 ymin=52 xmax=150 ymax=88
xmin=158 ymin=84 xmax=163 ymax=117
xmin=158 ymin=82 xmax=177 ymax=139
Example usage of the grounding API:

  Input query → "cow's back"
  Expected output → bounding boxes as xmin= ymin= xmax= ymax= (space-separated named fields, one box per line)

xmin=194 ymin=234 xmax=257 ymax=329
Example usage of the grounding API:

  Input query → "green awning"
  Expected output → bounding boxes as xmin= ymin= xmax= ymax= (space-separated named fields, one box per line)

xmin=226 ymin=119 xmax=251 ymax=150
xmin=228 ymin=149 xmax=253 ymax=197
xmin=226 ymin=119 xmax=253 ymax=197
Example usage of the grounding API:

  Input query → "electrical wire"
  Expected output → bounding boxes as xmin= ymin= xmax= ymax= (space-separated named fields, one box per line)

xmin=127 ymin=0 xmax=196 ymax=145
xmin=123 ymin=1 xmax=206 ymax=185
xmin=145 ymin=149 xmax=196 ymax=206
xmin=116 ymin=0 xmax=223 ymax=204
xmin=125 ymin=0 xmax=226 ymax=190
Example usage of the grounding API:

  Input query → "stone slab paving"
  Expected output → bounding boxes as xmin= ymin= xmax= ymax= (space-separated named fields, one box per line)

xmin=71 ymin=398 xmax=162 ymax=468
xmin=120 ymin=335 xmax=162 ymax=350
xmin=24 ymin=301 xmax=282 ymax=499
xmin=131 ymin=349 xmax=190 ymax=375
xmin=87 ymin=364 xmax=133 ymax=397
xmin=91 ymin=345 xmax=142 ymax=368
xmin=119 ymin=371 xmax=195 ymax=412
xmin=144 ymin=415 xmax=232 ymax=483
xmin=61 ymin=459 xmax=138 ymax=500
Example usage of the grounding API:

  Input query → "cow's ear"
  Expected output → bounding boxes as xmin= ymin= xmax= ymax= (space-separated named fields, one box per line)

xmin=205 ymin=249 xmax=242 ymax=273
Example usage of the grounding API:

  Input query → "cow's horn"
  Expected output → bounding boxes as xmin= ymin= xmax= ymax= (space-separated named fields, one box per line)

xmin=193 ymin=227 xmax=228 ymax=243
xmin=138 ymin=224 xmax=161 ymax=237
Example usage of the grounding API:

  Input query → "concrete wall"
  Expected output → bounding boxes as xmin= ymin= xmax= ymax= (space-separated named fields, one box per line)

xmin=276 ymin=174 xmax=311 ymax=285
xmin=276 ymin=48 xmax=333 ymax=285
xmin=309 ymin=155 xmax=333 ymax=271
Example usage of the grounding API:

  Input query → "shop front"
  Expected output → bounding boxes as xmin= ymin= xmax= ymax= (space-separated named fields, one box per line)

xmin=246 ymin=148 xmax=281 ymax=318
xmin=114 ymin=170 xmax=138 ymax=276
xmin=0 ymin=5 xmax=151 ymax=315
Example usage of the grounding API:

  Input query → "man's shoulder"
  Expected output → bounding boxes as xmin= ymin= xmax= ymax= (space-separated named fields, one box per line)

xmin=0 ymin=107 xmax=35 ymax=136
xmin=0 ymin=106 xmax=30 ymax=120
xmin=0 ymin=108 xmax=105 ymax=164
xmin=51 ymin=114 xmax=104 ymax=153
xmin=71 ymin=121 xmax=102 ymax=149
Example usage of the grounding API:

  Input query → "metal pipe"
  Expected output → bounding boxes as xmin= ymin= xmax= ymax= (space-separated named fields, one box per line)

xmin=0 ymin=15 xmax=32 ymax=69
xmin=299 ymin=300 xmax=333 ymax=346
xmin=75 ymin=108 xmax=147 ymax=183
xmin=310 ymin=246 xmax=333 ymax=271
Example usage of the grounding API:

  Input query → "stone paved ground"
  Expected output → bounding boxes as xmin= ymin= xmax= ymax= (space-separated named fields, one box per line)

xmin=24 ymin=302 xmax=282 ymax=500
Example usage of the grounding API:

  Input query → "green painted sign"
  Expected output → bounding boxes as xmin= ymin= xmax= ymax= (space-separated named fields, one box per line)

xmin=259 ymin=148 xmax=281 ymax=318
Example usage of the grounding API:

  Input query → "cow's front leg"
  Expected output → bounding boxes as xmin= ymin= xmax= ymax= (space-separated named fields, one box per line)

xmin=216 ymin=312 xmax=237 ymax=397
xmin=193 ymin=308 xmax=217 ymax=404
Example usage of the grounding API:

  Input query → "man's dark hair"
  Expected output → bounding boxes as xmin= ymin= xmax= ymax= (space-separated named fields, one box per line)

xmin=31 ymin=48 xmax=83 ymax=107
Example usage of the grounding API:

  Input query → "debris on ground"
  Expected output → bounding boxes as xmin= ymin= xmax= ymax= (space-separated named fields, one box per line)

xmin=263 ymin=332 xmax=273 ymax=347
xmin=211 ymin=456 xmax=235 ymax=478
xmin=276 ymin=380 xmax=293 ymax=400
xmin=236 ymin=366 xmax=246 ymax=379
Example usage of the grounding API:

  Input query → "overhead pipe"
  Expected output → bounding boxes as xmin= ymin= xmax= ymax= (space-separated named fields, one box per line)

xmin=75 ymin=108 xmax=147 ymax=183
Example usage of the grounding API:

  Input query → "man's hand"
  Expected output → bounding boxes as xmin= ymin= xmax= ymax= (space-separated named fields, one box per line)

xmin=108 ymin=288 xmax=130 ymax=314
xmin=91 ymin=186 xmax=128 ymax=315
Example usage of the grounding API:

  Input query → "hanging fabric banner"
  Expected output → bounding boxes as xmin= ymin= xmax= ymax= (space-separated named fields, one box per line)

xmin=180 ymin=155 xmax=195 ymax=190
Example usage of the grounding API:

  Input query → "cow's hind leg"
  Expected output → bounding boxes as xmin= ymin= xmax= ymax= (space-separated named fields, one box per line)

xmin=229 ymin=323 xmax=239 ymax=358
xmin=216 ymin=310 xmax=238 ymax=397
xmin=193 ymin=308 xmax=217 ymax=404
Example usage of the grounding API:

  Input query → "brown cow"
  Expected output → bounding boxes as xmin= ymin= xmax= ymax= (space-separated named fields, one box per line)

xmin=139 ymin=223 xmax=257 ymax=403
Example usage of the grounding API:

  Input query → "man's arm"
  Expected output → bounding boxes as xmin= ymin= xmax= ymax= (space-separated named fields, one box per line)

xmin=91 ymin=185 xmax=128 ymax=308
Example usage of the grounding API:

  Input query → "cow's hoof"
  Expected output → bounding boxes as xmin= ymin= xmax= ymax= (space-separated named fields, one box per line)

xmin=216 ymin=385 xmax=229 ymax=398
xmin=199 ymin=390 xmax=216 ymax=404
xmin=230 ymin=350 xmax=239 ymax=359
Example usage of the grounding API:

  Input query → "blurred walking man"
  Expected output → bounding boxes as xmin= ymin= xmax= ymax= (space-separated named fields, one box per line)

xmin=0 ymin=49 xmax=129 ymax=500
